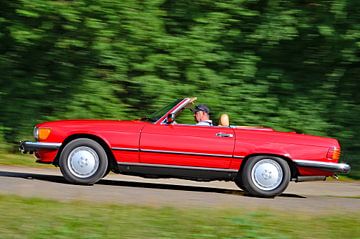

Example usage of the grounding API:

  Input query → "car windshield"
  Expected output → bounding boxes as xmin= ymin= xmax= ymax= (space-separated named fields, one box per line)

xmin=141 ymin=99 xmax=183 ymax=123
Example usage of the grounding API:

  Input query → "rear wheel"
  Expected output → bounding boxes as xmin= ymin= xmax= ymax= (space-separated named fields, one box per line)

xmin=240 ymin=156 xmax=291 ymax=197
xmin=59 ymin=138 xmax=108 ymax=185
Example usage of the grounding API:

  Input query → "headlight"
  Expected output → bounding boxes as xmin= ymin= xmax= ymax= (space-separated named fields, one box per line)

xmin=33 ymin=127 xmax=39 ymax=140
xmin=34 ymin=127 xmax=51 ymax=141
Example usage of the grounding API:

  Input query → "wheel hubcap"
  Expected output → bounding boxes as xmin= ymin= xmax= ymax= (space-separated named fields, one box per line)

xmin=68 ymin=146 xmax=99 ymax=178
xmin=251 ymin=159 xmax=283 ymax=191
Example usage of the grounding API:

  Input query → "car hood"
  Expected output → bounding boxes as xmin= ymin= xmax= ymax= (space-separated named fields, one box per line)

xmin=36 ymin=119 xmax=149 ymax=134
xmin=37 ymin=119 xmax=144 ymax=127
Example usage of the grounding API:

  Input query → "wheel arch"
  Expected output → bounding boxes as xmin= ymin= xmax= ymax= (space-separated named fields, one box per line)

xmin=54 ymin=134 xmax=118 ymax=172
xmin=239 ymin=153 xmax=298 ymax=180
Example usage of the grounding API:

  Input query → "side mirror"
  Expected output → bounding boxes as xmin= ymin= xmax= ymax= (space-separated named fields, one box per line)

xmin=166 ymin=113 xmax=175 ymax=124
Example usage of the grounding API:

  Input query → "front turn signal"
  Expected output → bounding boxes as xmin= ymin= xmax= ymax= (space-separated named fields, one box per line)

xmin=38 ymin=128 xmax=51 ymax=140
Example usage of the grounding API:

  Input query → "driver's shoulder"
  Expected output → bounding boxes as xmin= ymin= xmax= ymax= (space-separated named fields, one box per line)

xmin=196 ymin=120 xmax=213 ymax=126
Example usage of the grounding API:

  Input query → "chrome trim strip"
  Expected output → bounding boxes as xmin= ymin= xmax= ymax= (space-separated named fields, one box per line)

xmin=294 ymin=160 xmax=351 ymax=174
xmin=112 ymin=147 xmax=240 ymax=159
xmin=118 ymin=162 xmax=238 ymax=172
xmin=112 ymin=147 xmax=139 ymax=152
xmin=141 ymin=148 xmax=233 ymax=158
xmin=233 ymin=155 xmax=245 ymax=159
xmin=112 ymin=147 xmax=241 ymax=159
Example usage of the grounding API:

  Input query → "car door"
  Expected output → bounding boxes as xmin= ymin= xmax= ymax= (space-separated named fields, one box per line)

xmin=139 ymin=124 xmax=235 ymax=169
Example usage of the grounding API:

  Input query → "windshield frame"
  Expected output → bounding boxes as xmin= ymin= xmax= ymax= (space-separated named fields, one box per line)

xmin=140 ymin=99 xmax=184 ymax=123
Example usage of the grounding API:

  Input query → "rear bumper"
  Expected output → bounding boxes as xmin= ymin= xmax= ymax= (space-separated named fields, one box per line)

xmin=19 ymin=141 xmax=62 ymax=154
xmin=294 ymin=160 xmax=351 ymax=174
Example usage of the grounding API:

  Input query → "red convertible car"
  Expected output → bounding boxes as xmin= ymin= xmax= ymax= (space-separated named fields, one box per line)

xmin=20 ymin=97 xmax=350 ymax=197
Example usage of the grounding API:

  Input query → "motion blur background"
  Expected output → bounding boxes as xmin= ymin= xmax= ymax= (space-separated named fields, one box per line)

xmin=0 ymin=0 xmax=359 ymax=177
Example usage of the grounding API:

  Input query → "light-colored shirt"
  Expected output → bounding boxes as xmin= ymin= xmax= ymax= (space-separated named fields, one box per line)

xmin=196 ymin=120 xmax=213 ymax=126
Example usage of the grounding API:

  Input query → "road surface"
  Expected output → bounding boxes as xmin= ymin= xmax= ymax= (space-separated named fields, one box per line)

xmin=0 ymin=165 xmax=359 ymax=214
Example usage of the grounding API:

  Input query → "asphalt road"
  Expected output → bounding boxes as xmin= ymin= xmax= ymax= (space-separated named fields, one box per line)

xmin=0 ymin=165 xmax=359 ymax=214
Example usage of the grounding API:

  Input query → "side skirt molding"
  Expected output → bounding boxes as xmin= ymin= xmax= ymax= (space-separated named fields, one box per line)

xmin=117 ymin=162 xmax=238 ymax=182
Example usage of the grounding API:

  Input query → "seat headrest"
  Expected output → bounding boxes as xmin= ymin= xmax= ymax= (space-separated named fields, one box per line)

xmin=218 ymin=114 xmax=229 ymax=127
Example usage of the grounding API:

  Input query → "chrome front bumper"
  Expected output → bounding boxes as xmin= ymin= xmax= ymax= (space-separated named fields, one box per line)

xmin=19 ymin=141 xmax=62 ymax=154
xmin=294 ymin=160 xmax=351 ymax=174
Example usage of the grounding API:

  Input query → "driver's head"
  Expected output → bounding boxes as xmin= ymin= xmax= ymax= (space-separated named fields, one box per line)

xmin=192 ymin=104 xmax=210 ymax=123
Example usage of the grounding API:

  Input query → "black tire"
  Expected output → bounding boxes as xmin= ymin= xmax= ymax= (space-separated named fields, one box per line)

xmin=240 ymin=155 xmax=291 ymax=197
xmin=59 ymin=138 xmax=108 ymax=185
xmin=234 ymin=175 xmax=246 ymax=192
xmin=102 ymin=166 xmax=111 ymax=178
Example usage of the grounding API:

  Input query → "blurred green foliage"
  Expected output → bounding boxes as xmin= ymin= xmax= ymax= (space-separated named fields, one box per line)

xmin=0 ymin=0 xmax=359 ymax=175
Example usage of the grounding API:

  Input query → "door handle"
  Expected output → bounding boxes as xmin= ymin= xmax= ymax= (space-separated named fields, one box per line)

xmin=216 ymin=132 xmax=233 ymax=138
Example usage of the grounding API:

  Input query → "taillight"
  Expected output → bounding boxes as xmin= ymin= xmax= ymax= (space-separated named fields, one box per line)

xmin=327 ymin=146 xmax=341 ymax=161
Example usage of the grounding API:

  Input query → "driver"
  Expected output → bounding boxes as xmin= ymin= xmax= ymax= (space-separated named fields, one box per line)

xmin=192 ymin=104 xmax=213 ymax=126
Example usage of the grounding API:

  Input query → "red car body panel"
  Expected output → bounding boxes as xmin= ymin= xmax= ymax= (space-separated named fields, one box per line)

xmin=36 ymin=119 xmax=145 ymax=163
xmin=233 ymin=128 xmax=339 ymax=176
xmin=140 ymin=124 xmax=235 ymax=168
xmin=24 ymin=97 xmax=349 ymax=181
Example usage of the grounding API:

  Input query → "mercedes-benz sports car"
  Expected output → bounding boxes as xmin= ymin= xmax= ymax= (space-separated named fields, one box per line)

xmin=19 ymin=97 xmax=351 ymax=197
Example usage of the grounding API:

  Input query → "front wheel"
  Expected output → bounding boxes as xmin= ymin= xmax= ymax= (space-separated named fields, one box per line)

xmin=59 ymin=138 xmax=108 ymax=185
xmin=240 ymin=156 xmax=291 ymax=197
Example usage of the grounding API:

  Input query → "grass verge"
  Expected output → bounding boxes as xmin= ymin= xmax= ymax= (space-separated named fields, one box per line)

xmin=0 ymin=150 xmax=50 ymax=168
xmin=0 ymin=194 xmax=359 ymax=239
